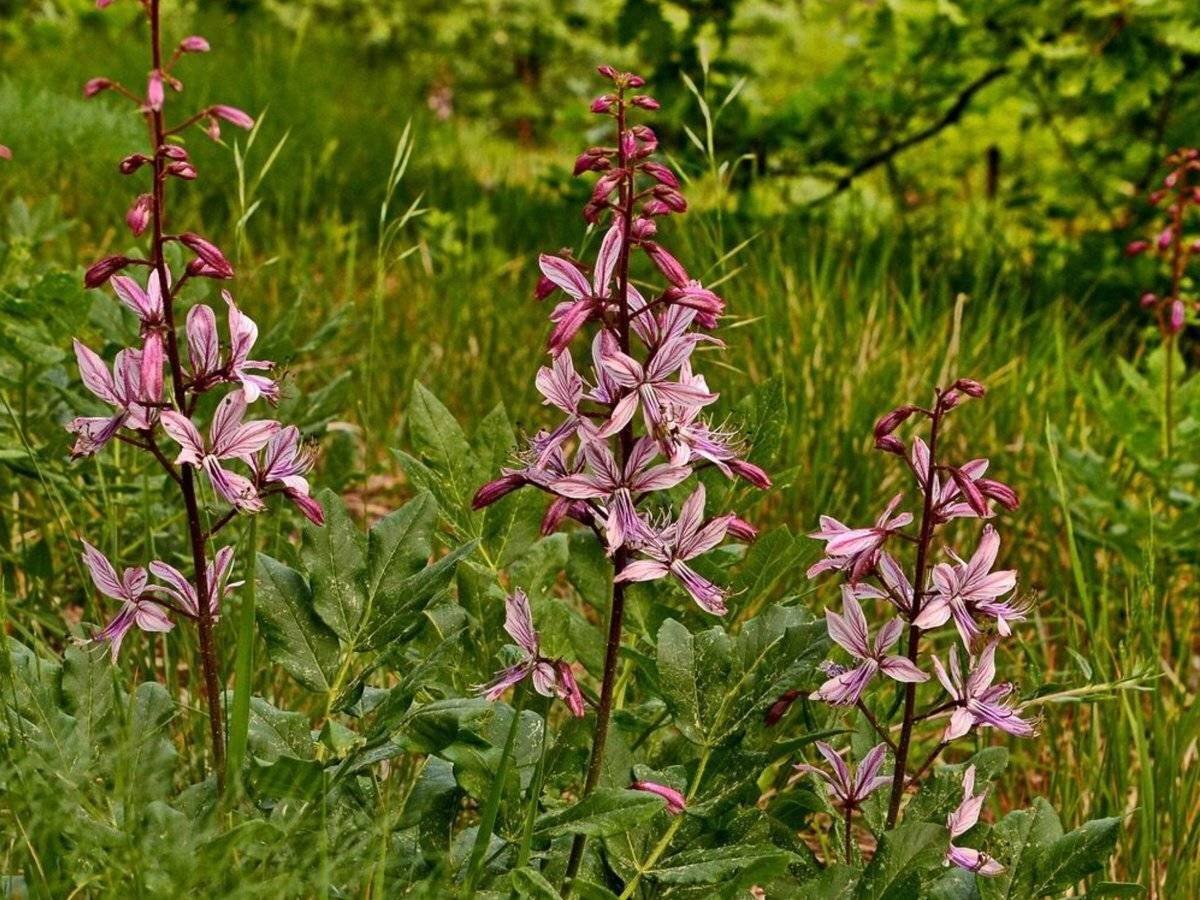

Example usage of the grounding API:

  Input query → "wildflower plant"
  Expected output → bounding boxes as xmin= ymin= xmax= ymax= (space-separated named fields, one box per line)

xmin=473 ymin=64 xmax=770 ymax=887
xmin=69 ymin=0 xmax=322 ymax=788
xmin=789 ymin=381 xmax=1122 ymax=893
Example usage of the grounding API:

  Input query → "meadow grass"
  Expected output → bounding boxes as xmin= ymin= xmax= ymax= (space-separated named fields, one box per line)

xmin=0 ymin=18 xmax=1196 ymax=896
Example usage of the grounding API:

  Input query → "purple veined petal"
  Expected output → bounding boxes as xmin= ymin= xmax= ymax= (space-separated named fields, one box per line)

xmin=949 ymin=600 xmax=981 ymax=648
xmin=813 ymin=741 xmax=853 ymax=800
xmin=911 ymin=595 xmax=953 ymax=632
xmin=139 ymin=331 xmax=165 ymax=410
xmin=811 ymin=661 xmax=876 ymax=706
xmin=631 ymin=780 xmax=686 ymax=815
xmin=535 ymin=352 xmax=583 ymax=413
xmin=593 ymin=220 xmax=624 ymax=295
xmin=160 ymin=410 xmax=206 ymax=466
xmin=879 ymin=655 xmax=928 ymax=683
xmin=224 ymin=291 xmax=258 ymax=367
xmin=538 ymin=254 xmax=589 ymax=300
xmin=80 ymin=540 xmax=129 ymax=600
xmin=825 ymin=601 xmax=870 ymax=659
xmin=111 ymin=275 xmax=155 ymax=320
xmin=68 ymin=414 xmax=126 ymax=458
xmin=73 ymin=340 xmax=120 ymax=405
xmin=95 ymin=604 xmax=137 ymax=662
xmin=179 ymin=233 xmax=234 ymax=278
xmin=601 ymin=348 xmax=645 ymax=388
xmin=503 ymin=588 xmax=540 ymax=658
xmin=547 ymin=299 xmax=595 ymax=355
xmin=186 ymin=303 xmax=220 ymax=377
xmin=149 ymin=560 xmax=199 ymax=614
xmin=645 ymin=333 xmax=700 ymax=382
xmin=530 ymin=659 xmax=558 ymax=698
xmin=929 ymin=653 xmax=959 ymax=699
xmin=947 ymin=845 xmax=1004 ymax=876
xmin=202 ymin=456 xmax=264 ymax=512
xmin=930 ymin=561 xmax=957 ymax=596
xmin=211 ymin=105 xmax=254 ymax=129
xmin=208 ymin=391 xmax=246 ymax=449
xmin=121 ymin=565 xmax=148 ymax=599
xmin=967 ymin=570 xmax=1018 ymax=602
xmin=614 ymin=558 xmax=671 ymax=583
xmin=288 ymin=490 xmax=326 ymax=525
xmin=622 ymin=434 xmax=660 ymax=474
xmin=605 ymin=489 xmax=645 ymax=551
xmin=595 ymin=390 xmax=639 ymax=439
xmin=805 ymin=556 xmax=844 ymax=579
xmin=669 ymin=560 xmax=727 ymax=615
xmin=551 ymin=473 xmax=608 ymax=500
xmin=852 ymin=743 xmax=890 ymax=798
xmin=133 ymin=601 xmax=174 ymax=633
xmin=113 ymin=348 xmax=143 ymax=408
xmin=682 ymin=516 xmax=730 ymax=560
xmin=965 ymin=641 xmax=998 ymax=696
xmin=910 ymin=437 xmax=932 ymax=487
xmin=964 ymin=525 xmax=1001 ymax=582
xmin=970 ymin=700 xmax=1036 ymax=738
xmin=653 ymin=380 xmax=718 ymax=409
xmin=218 ymin=418 xmax=282 ymax=461
xmin=809 ymin=515 xmax=850 ymax=539
xmin=553 ymin=660 xmax=586 ymax=717
xmin=873 ymin=616 xmax=904 ymax=655
xmin=479 ymin=662 xmax=532 ymax=701
xmin=944 ymin=706 xmax=976 ymax=742
xmin=824 ymin=527 xmax=884 ymax=558
xmin=626 ymin=284 xmax=657 ymax=345
xmin=632 ymin=463 xmax=690 ymax=493
xmin=947 ymin=781 xmax=986 ymax=839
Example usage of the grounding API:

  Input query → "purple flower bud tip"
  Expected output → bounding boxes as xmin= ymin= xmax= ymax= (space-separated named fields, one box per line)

xmin=1169 ymin=299 xmax=1186 ymax=334
xmin=631 ymin=781 xmax=685 ymax=815
xmin=873 ymin=404 xmax=917 ymax=439
xmin=1125 ymin=240 xmax=1150 ymax=257
xmin=1140 ymin=292 xmax=1158 ymax=308
xmin=626 ymin=75 xmax=646 ymax=88
xmin=727 ymin=516 xmax=758 ymax=542
xmin=211 ymin=105 xmax=255 ymax=130
xmin=764 ymin=689 xmax=802 ymax=726
xmin=126 ymin=194 xmax=152 ymax=237
xmin=952 ymin=378 xmax=986 ymax=398
xmin=631 ymin=95 xmax=660 ymax=110
xmin=874 ymin=435 xmax=906 ymax=455
xmin=179 ymin=35 xmax=210 ymax=53
xmin=84 ymin=77 xmax=112 ymax=98
xmin=596 ymin=64 xmax=619 ymax=80
xmin=0 ymin=145 xmax=10 ymax=161
xmin=120 ymin=153 xmax=151 ymax=174
xmin=1191 ymin=240 xmax=1200 ymax=254
xmin=472 ymin=473 xmax=526 ymax=509
xmin=591 ymin=95 xmax=616 ymax=114
xmin=84 ymin=255 xmax=132 ymax=288
xmin=1157 ymin=227 xmax=1175 ymax=251
xmin=729 ymin=459 xmax=771 ymax=490
xmin=179 ymin=232 xmax=234 ymax=278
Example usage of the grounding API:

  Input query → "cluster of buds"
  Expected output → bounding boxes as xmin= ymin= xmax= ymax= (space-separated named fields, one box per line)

xmin=1125 ymin=148 xmax=1200 ymax=337
xmin=791 ymin=380 xmax=1033 ymax=877
xmin=474 ymin=64 xmax=767 ymax=641
xmin=70 ymin=0 xmax=322 ymax=676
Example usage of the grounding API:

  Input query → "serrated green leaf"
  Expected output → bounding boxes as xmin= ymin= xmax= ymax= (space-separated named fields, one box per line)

xmin=534 ymin=788 xmax=663 ymax=837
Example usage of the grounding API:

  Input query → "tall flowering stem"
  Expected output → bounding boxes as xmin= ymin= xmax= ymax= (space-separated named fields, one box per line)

xmin=473 ymin=65 xmax=768 ymax=888
xmin=802 ymin=379 xmax=1033 ymax=870
xmin=71 ymin=0 xmax=322 ymax=790
xmin=1126 ymin=147 xmax=1200 ymax=458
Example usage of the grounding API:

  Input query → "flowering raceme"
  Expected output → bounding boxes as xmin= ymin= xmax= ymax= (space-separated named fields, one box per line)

xmin=472 ymin=65 xmax=770 ymax=886
xmin=791 ymin=379 xmax=1035 ymax=874
xmin=68 ymin=0 xmax=322 ymax=786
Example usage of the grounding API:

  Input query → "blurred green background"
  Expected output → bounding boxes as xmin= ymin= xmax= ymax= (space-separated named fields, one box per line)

xmin=2 ymin=0 xmax=1199 ymax=894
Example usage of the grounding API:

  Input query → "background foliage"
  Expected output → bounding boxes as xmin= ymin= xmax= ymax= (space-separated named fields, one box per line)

xmin=0 ymin=0 xmax=1198 ymax=895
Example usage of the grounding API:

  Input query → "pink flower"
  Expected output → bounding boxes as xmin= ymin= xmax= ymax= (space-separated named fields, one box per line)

xmin=80 ymin=540 xmax=173 ymax=661
xmin=125 ymin=193 xmax=153 ymax=236
xmin=160 ymin=392 xmax=279 ymax=512
xmin=931 ymin=641 xmax=1035 ymax=742
xmin=849 ymin=551 xmax=914 ymax=616
xmin=539 ymin=221 xmax=624 ymax=354
xmin=253 ymin=426 xmax=324 ymax=524
xmin=68 ymin=342 xmax=161 ymax=458
xmin=807 ymin=493 xmax=912 ymax=582
xmin=597 ymin=330 xmax=716 ymax=437
xmin=795 ymin=741 xmax=892 ymax=808
xmin=614 ymin=484 xmax=733 ymax=614
xmin=631 ymin=781 xmax=685 ymax=814
xmin=810 ymin=588 xmax=928 ymax=705
xmin=945 ymin=766 xmax=1004 ymax=876
xmin=913 ymin=525 xmax=1026 ymax=645
xmin=478 ymin=589 xmax=585 ymax=716
xmin=183 ymin=292 xmax=277 ymax=402
xmin=149 ymin=545 xmax=241 ymax=619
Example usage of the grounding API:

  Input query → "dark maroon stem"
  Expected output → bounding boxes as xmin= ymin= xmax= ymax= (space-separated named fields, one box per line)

xmin=562 ymin=87 xmax=638 ymax=893
xmin=885 ymin=392 xmax=944 ymax=827
xmin=147 ymin=0 xmax=226 ymax=787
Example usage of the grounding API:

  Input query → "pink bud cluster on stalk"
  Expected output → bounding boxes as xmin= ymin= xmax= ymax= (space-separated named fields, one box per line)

xmin=793 ymin=380 xmax=1033 ymax=874
xmin=70 ymin=0 xmax=323 ymax=787
xmin=1125 ymin=148 xmax=1200 ymax=456
xmin=472 ymin=65 xmax=770 ymax=886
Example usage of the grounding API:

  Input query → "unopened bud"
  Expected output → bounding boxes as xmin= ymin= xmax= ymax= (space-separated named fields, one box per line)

xmin=473 ymin=473 xmax=526 ymax=510
xmin=84 ymin=255 xmax=132 ymax=289
xmin=953 ymin=378 xmax=986 ymax=398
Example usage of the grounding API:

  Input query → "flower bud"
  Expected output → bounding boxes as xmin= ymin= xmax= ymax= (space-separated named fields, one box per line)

xmin=591 ymin=170 xmax=622 ymax=205
xmin=940 ymin=389 xmax=962 ymax=410
xmin=1148 ymin=190 xmax=1166 ymax=205
xmin=641 ymin=161 xmax=679 ymax=189
xmin=533 ymin=274 xmax=557 ymax=301
xmin=764 ymin=689 xmax=801 ymax=727
xmin=125 ymin=193 xmax=152 ymax=236
xmin=642 ymin=199 xmax=671 ymax=217
xmin=950 ymin=467 xmax=990 ymax=517
xmin=620 ymin=129 xmax=637 ymax=160
xmin=596 ymin=65 xmax=619 ymax=81
xmin=179 ymin=35 xmax=210 ymax=53
xmin=653 ymin=186 xmax=687 ymax=213
xmin=146 ymin=70 xmax=164 ymax=111
xmin=729 ymin=459 xmax=771 ymax=489
xmin=1168 ymin=299 xmax=1186 ymax=334
xmin=631 ymin=217 xmax=657 ymax=239
xmin=590 ymin=94 xmax=616 ymax=114
xmin=874 ymin=435 xmax=906 ymax=455
xmin=727 ymin=516 xmax=758 ymax=542
xmin=572 ymin=148 xmax=611 ymax=176
xmin=159 ymin=144 xmax=189 ymax=160
xmin=873 ymin=404 xmax=917 ymax=440
xmin=631 ymin=95 xmax=660 ymax=110
xmin=644 ymin=242 xmax=688 ymax=286
xmin=166 ymin=161 xmax=198 ymax=180
xmin=179 ymin=233 xmax=234 ymax=278
xmin=631 ymin=124 xmax=657 ymax=154
xmin=0 ymin=145 xmax=10 ymax=161
xmin=952 ymin=378 xmax=986 ymax=398
xmin=626 ymin=75 xmax=646 ymax=88
xmin=1157 ymin=226 xmax=1175 ymax=250
xmin=630 ymin=781 xmax=685 ymax=814
xmin=472 ymin=473 xmax=526 ymax=509
xmin=1125 ymin=240 xmax=1150 ymax=257
xmin=211 ymin=105 xmax=255 ymax=130
xmin=120 ymin=153 xmax=151 ymax=174
xmin=84 ymin=77 xmax=112 ymax=98
xmin=84 ymin=255 xmax=132 ymax=288
xmin=1140 ymin=291 xmax=1158 ymax=308
xmin=978 ymin=478 xmax=1020 ymax=511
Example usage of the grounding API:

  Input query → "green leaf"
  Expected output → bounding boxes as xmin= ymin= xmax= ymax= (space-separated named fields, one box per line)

xmin=652 ymin=844 xmax=797 ymax=885
xmin=533 ymin=788 xmax=663 ymax=837
xmin=360 ymin=541 xmax=476 ymax=649
xmin=250 ymin=754 xmax=325 ymax=801
xmin=656 ymin=618 xmax=703 ymax=743
xmin=980 ymin=798 xmax=1064 ymax=900
xmin=405 ymin=381 xmax=477 ymax=514
xmin=255 ymin=553 xmax=340 ymax=693
xmin=245 ymin=696 xmax=314 ymax=762
xmin=302 ymin=489 xmax=367 ymax=644
xmin=509 ymin=867 xmax=561 ymax=899
xmin=367 ymin=491 xmax=438 ymax=601
xmin=1031 ymin=816 xmax=1121 ymax=895
xmin=856 ymin=822 xmax=950 ymax=900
